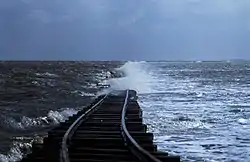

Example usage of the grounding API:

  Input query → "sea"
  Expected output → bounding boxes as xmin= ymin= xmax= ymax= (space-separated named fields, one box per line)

xmin=0 ymin=61 xmax=249 ymax=162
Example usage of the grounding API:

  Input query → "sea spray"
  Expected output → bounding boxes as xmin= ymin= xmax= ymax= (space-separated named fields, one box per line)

xmin=101 ymin=61 xmax=155 ymax=94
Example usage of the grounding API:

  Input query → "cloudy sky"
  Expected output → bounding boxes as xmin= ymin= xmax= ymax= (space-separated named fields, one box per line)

xmin=0 ymin=0 xmax=250 ymax=60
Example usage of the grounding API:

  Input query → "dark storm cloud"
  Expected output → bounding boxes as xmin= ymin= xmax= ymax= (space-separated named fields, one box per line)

xmin=0 ymin=0 xmax=250 ymax=60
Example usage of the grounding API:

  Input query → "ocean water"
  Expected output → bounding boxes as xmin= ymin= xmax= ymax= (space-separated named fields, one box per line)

xmin=0 ymin=61 xmax=122 ymax=162
xmin=0 ymin=61 xmax=250 ymax=162
xmin=104 ymin=61 xmax=250 ymax=162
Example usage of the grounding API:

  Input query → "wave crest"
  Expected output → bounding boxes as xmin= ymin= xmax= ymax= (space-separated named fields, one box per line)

xmin=2 ymin=108 xmax=78 ymax=131
xmin=0 ymin=142 xmax=29 ymax=162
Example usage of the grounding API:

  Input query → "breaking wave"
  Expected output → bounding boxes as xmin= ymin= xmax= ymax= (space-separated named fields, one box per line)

xmin=0 ymin=108 xmax=78 ymax=162
xmin=0 ymin=141 xmax=32 ymax=162
xmin=0 ymin=135 xmax=45 ymax=162
xmin=101 ymin=61 xmax=155 ymax=94
xmin=2 ymin=108 xmax=78 ymax=131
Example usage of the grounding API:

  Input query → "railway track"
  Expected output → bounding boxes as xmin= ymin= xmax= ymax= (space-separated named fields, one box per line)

xmin=20 ymin=90 xmax=180 ymax=162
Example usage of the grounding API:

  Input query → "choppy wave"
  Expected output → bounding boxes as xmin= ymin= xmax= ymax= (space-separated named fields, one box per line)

xmin=0 ymin=141 xmax=31 ymax=162
xmin=0 ymin=108 xmax=78 ymax=162
xmin=0 ymin=135 xmax=45 ymax=162
xmin=2 ymin=108 xmax=78 ymax=131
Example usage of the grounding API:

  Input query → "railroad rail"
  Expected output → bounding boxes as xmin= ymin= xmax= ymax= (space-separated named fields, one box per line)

xmin=20 ymin=89 xmax=180 ymax=162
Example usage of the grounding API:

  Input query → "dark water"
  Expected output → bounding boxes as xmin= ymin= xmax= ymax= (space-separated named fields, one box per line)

xmin=0 ymin=61 xmax=122 ymax=161
xmin=0 ymin=61 xmax=250 ymax=162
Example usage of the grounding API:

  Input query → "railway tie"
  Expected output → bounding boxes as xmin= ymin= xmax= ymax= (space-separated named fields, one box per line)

xmin=20 ymin=89 xmax=180 ymax=162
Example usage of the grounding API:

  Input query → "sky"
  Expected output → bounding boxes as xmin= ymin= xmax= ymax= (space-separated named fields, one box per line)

xmin=0 ymin=0 xmax=250 ymax=60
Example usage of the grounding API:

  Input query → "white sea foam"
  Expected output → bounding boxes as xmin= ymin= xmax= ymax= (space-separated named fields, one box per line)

xmin=72 ymin=90 xmax=95 ymax=97
xmin=0 ymin=108 xmax=78 ymax=161
xmin=35 ymin=72 xmax=58 ymax=77
xmin=0 ymin=135 xmax=44 ymax=162
xmin=4 ymin=108 xmax=78 ymax=130
xmin=79 ymin=92 xmax=95 ymax=97
xmin=238 ymin=118 xmax=248 ymax=125
xmin=0 ymin=142 xmax=29 ymax=162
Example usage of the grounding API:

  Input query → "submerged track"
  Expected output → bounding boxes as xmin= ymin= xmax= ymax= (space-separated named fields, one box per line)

xmin=20 ymin=90 xmax=180 ymax=162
